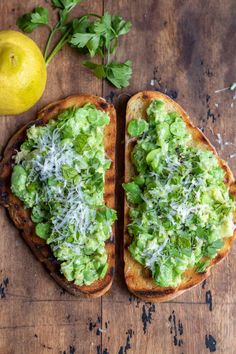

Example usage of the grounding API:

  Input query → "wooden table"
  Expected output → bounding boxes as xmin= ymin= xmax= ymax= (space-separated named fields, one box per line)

xmin=0 ymin=1 xmax=236 ymax=353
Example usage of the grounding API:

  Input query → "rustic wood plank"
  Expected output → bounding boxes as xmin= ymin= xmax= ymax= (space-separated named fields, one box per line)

xmin=102 ymin=0 xmax=236 ymax=353
xmin=1 ymin=0 xmax=236 ymax=353
xmin=0 ymin=298 xmax=102 ymax=354
xmin=101 ymin=301 xmax=236 ymax=354
xmin=0 ymin=1 xmax=104 ymax=353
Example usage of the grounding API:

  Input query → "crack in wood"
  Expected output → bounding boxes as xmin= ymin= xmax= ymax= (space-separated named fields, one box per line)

xmin=168 ymin=310 xmax=184 ymax=347
xmin=61 ymin=345 xmax=76 ymax=354
xmin=206 ymin=290 xmax=213 ymax=312
xmin=141 ymin=303 xmax=156 ymax=334
xmin=0 ymin=276 xmax=9 ymax=299
xmin=118 ymin=329 xmax=134 ymax=354
xmin=205 ymin=334 xmax=217 ymax=352
xmin=87 ymin=315 xmax=101 ymax=333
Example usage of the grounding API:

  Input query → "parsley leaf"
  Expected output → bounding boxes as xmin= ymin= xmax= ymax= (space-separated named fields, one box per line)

xmin=72 ymin=16 xmax=90 ymax=33
xmin=93 ymin=12 xmax=112 ymax=49
xmin=69 ymin=15 xmax=104 ymax=57
xmin=94 ymin=12 xmax=111 ymax=35
xmin=31 ymin=7 xmax=49 ymax=25
xmin=111 ymin=15 xmax=132 ymax=36
xmin=83 ymin=60 xmax=132 ymax=88
xmin=58 ymin=9 xmax=70 ymax=28
xmin=70 ymin=33 xmax=95 ymax=47
xmin=106 ymin=61 xmax=132 ymax=88
xmin=70 ymin=32 xmax=101 ymax=57
xmin=17 ymin=7 xmax=49 ymax=33
xmin=52 ymin=1 xmax=84 ymax=30
xmin=83 ymin=62 xmax=106 ymax=79
xmin=51 ymin=0 xmax=82 ymax=11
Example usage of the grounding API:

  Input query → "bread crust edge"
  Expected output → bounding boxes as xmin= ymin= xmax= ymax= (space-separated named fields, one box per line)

xmin=124 ymin=91 xmax=236 ymax=302
xmin=0 ymin=94 xmax=116 ymax=298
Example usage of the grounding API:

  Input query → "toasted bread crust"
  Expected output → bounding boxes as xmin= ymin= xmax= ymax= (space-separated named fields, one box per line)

xmin=124 ymin=91 xmax=236 ymax=302
xmin=0 ymin=95 xmax=116 ymax=298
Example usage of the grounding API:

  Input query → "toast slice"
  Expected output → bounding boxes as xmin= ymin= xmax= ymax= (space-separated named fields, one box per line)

xmin=124 ymin=91 xmax=236 ymax=302
xmin=0 ymin=95 xmax=116 ymax=298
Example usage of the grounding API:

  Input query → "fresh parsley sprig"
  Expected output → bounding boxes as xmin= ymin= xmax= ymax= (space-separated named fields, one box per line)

xmin=69 ymin=12 xmax=132 ymax=87
xmin=16 ymin=1 xmax=132 ymax=88
xmin=83 ymin=60 xmax=132 ymax=89
xmin=17 ymin=7 xmax=50 ymax=33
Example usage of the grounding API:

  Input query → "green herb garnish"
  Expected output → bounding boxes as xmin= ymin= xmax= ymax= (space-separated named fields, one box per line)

xmin=17 ymin=7 xmax=50 ymax=33
xmin=17 ymin=1 xmax=132 ymax=88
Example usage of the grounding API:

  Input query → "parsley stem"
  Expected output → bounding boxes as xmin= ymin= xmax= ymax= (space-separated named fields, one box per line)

xmin=46 ymin=23 xmax=53 ymax=32
xmin=82 ymin=13 xmax=101 ymax=19
xmin=44 ymin=29 xmax=57 ymax=60
xmin=107 ymin=46 xmax=111 ymax=65
xmin=45 ymin=13 xmax=101 ymax=65
xmin=45 ymin=28 xmax=71 ymax=66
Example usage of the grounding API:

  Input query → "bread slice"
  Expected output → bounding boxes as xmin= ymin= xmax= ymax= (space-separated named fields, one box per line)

xmin=0 ymin=95 xmax=116 ymax=298
xmin=124 ymin=91 xmax=236 ymax=302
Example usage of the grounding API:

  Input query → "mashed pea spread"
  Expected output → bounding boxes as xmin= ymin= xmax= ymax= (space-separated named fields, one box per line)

xmin=11 ymin=104 xmax=116 ymax=286
xmin=124 ymin=99 xmax=235 ymax=287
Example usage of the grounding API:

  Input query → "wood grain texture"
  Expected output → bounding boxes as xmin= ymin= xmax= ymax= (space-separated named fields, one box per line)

xmin=1 ymin=0 xmax=236 ymax=353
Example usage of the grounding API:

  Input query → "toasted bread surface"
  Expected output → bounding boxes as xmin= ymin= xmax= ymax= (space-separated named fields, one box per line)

xmin=0 ymin=95 xmax=116 ymax=298
xmin=124 ymin=91 xmax=236 ymax=302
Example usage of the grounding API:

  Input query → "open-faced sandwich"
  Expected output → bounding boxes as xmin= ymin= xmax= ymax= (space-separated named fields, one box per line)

xmin=123 ymin=91 xmax=236 ymax=302
xmin=0 ymin=95 xmax=116 ymax=297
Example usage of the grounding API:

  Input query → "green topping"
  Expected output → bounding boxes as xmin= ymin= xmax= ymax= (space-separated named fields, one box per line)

xmin=11 ymin=104 xmax=116 ymax=286
xmin=196 ymin=260 xmax=210 ymax=273
xmin=123 ymin=182 xmax=142 ymax=204
xmin=11 ymin=165 xmax=27 ymax=200
xmin=170 ymin=118 xmax=186 ymax=137
xmin=35 ymin=223 xmax=51 ymax=240
xmin=123 ymin=99 xmax=235 ymax=288
xmin=31 ymin=205 xmax=47 ymax=223
xmin=127 ymin=118 xmax=148 ymax=137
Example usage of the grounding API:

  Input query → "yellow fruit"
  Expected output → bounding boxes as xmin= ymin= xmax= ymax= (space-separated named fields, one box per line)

xmin=0 ymin=30 xmax=47 ymax=115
